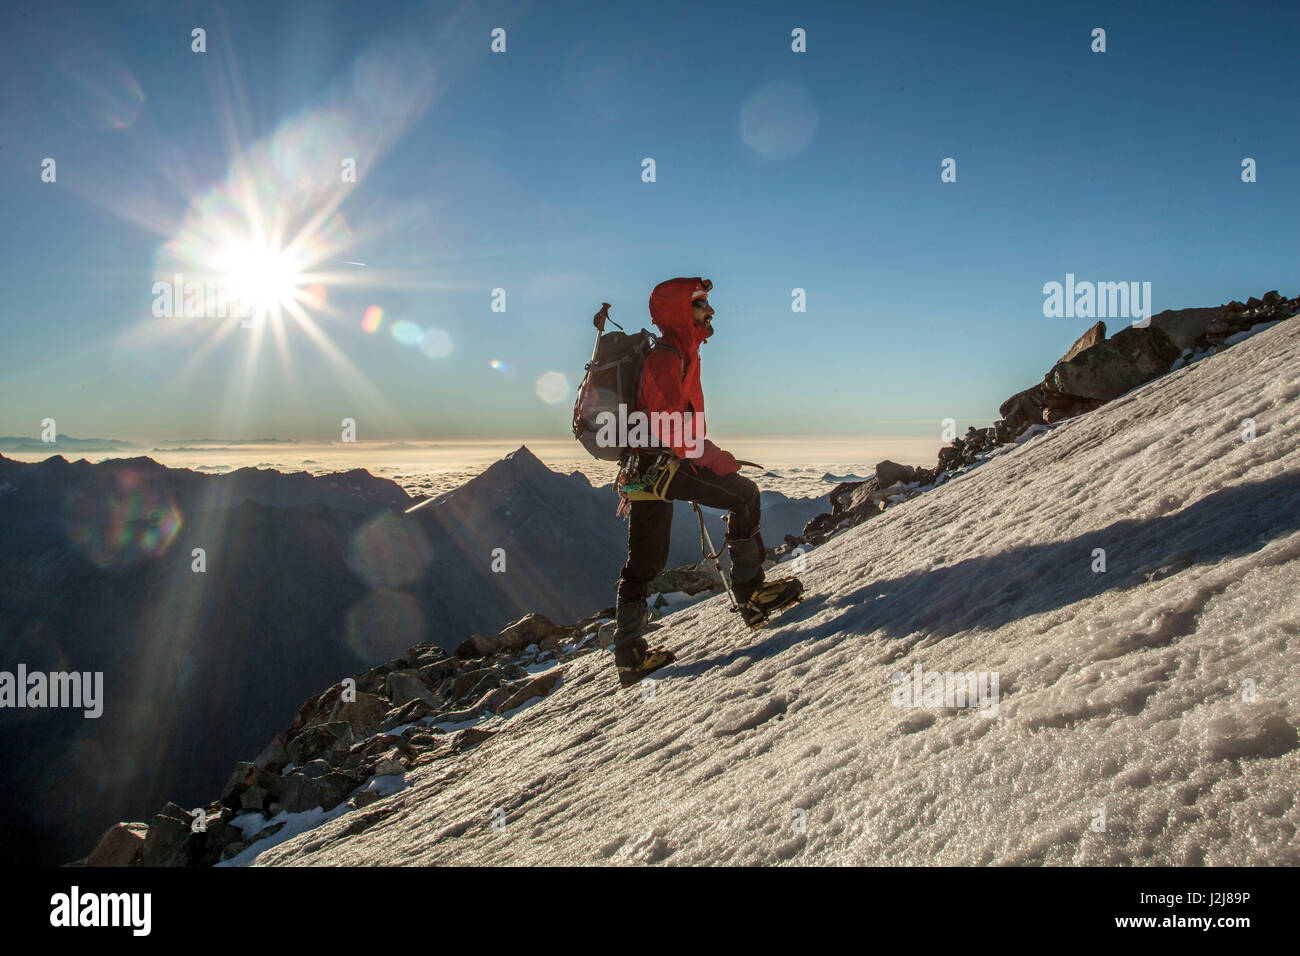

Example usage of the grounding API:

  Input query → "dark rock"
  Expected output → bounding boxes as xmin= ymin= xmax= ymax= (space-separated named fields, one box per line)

xmin=1148 ymin=306 xmax=1222 ymax=351
xmin=140 ymin=803 xmax=193 ymax=867
xmin=1043 ymin=326 xmax=1182 ymax=402
xmin=495 ymin=668 xmax=565 ymax=715
xmin=1040 ymin=390 xmax=1104 ymax=424
xmin=191 ymin=816 xmax=242 ymax=867
xmin=799 ymin=512 xmax=838 ymax=538
xmin=384 ymin=669 xmax=441 ymax=710
xmin=279 ymin=770 xmax=361 ymax=814
xmin=577 ymin=608 xmax=616 ymax=631
xmin=1058 ymin=321 xmax=1106 ymax=363
xmin=404 ymin=641 xmax=450 ymax=669
xmin=87 ymin=822 xmax=148 ymax=867
xmin=465 ymin=612 xmax=572 ymax=658
xmin=372 ymin=747 xmax=408 ymax=777
xmin=286 ymin=721 xmax=355 ymax=767
xmin=219 ymin=762 xmax=284 ymax=812
xmin=332 ymin=692 xmax=389 ymax=738
xmin=449 ymin=728 xmax=497 ymax=752
xmin=999 ymin=384 xmax=1046 ymax=432
xmin=874 ymin=460 xmax=916 ymax=487
xmin=455 ymin=634 xmax=494 ymax=659
xmin=649 ymin=561 xmax=724 ymax=598
xmin=379 ymin=697 xmax=436 ymax=731
xmin=452 ymin=667 xmax=502 ymax=701
xmin=828 ymin=478 xmax=882 ymax=525
xmin=353 ymin=659 xmax=409 ymax=697
xmin=300 ymin=759 xmax=331 ymax=779
xmin=418 ymin=656 xmax=460 ymax=683
xmin=937 ymin=446 xmax=963 ymax=469
xmin=251 ymin=734 xmax=290 ymax=774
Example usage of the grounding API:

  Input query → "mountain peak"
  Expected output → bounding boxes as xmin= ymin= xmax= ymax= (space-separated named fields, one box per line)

xmin=489 ymin=444 xmax=552 ymax=481
xmin=504 ymin=444 xmax=543 ymax=466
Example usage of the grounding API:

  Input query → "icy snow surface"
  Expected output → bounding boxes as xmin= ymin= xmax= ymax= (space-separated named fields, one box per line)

xmin=255 ymin=320 xmax=1300 ymax=865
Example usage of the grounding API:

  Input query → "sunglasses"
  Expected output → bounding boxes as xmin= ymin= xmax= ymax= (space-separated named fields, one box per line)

xmin=692 ymin=298 xmax=711 ymax=310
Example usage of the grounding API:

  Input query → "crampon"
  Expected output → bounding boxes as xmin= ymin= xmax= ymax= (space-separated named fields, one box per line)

xmin=617 ymin=645 xmax=677 ymax=688
xmin=737 ymin=577 xmax=804 ymax=628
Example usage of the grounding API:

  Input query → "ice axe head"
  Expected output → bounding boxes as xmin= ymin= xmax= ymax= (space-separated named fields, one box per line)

xmin=593 ymin=302 xmax=611 ymax=331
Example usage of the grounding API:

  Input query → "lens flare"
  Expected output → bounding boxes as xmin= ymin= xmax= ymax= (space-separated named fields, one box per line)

xmin=63 ymin=468 xmax=182 ymax=568
xmin=535 ymin=370 xmax=569 ymax=404
xmin=51 ymin=50 xmax=145 ymax=130
xmin=362 ymin=305 xmax=384 ymax=333
xmin=346 ymin=511 xmax=433 ymax=588
xmin=346 ymin=590 xmax=424 ymax=663
xmin=301 ymin=284 xmax=328 ymax=309
xmin=418 ymin=328 xmax=453 ymax=358
xmin=391 ymin=320 xmax=423 ymax=346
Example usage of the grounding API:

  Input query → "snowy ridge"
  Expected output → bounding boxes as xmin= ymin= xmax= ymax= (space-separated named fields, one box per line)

xmin=249 ymin=319 xmax=1300 ymax=865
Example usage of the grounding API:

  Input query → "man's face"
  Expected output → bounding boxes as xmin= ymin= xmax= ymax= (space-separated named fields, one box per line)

xmin=692 ymin=297 xmax=714 ymax=333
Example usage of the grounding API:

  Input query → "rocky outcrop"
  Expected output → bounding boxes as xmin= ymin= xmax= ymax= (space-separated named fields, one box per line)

xmin=454 ymin=613 xmax=580 ymax=659
xmin=1059 ymin=320 xmax=1107 ymax=362
xmin=86 ymin=822 xmax=148 ymax=867
xmin=1043 ymin=326 xmax=1183 ymax=403
xmin=1194 ymin=291 xmax=1300 ymax=350
xmin=999 ymin=385 xmax=1047 ymax=432
xmin=797 ymin=478 xmax=881 ymax=545
xmin=1148 ymin=306 xmax=1221 ymax=351
xmin=77 ymin=609 xmax=610 ymax=866
xmin=648 ymin=561 xmax=724 ymax=598
xmin=874 ymin=460 xmax=917 ymax=487
xmin=770 ymin=290 xmax=1298 ymax=561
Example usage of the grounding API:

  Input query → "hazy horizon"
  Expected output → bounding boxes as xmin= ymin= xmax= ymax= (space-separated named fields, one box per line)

xmin=0 ymin=435 xmax=944 ymax=500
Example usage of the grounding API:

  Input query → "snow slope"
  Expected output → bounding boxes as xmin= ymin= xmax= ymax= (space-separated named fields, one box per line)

xmin=254 ymin=319 xmax=1300 ymax=866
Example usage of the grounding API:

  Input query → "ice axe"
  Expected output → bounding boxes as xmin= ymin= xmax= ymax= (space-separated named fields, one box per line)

xmin=582 ymin=301 xmax=625 ymax=384
xmin=692 ymin=502 xmax=739 ymax=613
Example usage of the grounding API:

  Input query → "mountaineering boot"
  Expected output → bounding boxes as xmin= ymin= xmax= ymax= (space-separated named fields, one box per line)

xmin=726 ymin=531 xmax=803 ymax=628
xmin=737 ymin=577 xmax=804 ymax=628
xmin=616 ymin=645 xmax=677 ymax=688
xmin=725 ymin=531 xmax=767 ymax=605
xmin=612 ymin=599 xmax=676 ymax=688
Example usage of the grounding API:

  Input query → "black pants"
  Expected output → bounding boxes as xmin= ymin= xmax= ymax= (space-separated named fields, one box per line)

xmin=617 ymin=459 xmax=764 ymax=604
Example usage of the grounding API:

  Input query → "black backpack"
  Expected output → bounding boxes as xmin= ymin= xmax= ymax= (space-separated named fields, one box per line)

xmin=572 ymin=303 xmax=683 ymax=461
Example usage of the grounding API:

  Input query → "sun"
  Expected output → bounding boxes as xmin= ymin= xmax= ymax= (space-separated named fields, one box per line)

xmin=218 ymin=240 xmax=304 ymax=317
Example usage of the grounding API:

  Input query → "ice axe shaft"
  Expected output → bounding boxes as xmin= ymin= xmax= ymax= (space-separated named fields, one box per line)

xmin=693 ymin=502 xmax=739 ymax=612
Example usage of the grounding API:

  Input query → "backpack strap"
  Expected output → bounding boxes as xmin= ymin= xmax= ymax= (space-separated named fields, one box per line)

xmin=652 ymin=341 xmax=687 ymax=383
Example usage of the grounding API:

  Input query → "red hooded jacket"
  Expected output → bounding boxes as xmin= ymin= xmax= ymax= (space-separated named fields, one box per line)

xmin=635 ymin=277 xmax=740 ymax=476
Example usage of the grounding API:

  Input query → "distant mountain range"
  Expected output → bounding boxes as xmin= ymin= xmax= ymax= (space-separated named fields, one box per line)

xmin=0 ymin=434 xmax=137 ymax=452
xmin=0 ymin=445 xmax=824 ymax=865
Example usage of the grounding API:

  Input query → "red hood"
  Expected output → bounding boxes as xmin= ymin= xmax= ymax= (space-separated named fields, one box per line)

xmin=648 ymin=277 xmax=712 ymax=354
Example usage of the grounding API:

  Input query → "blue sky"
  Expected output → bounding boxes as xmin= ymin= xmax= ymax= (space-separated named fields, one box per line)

xmin=1 ymin=0 xmax=1297 ymax=446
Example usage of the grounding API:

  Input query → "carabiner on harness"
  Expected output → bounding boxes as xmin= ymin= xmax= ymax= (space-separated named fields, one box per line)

xmin=616 ymin=450 xmax=681 ymax=507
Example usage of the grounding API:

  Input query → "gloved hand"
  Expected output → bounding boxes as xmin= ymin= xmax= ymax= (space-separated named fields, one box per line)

xmin=700 ymin=439 xmax=741 ymax=476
